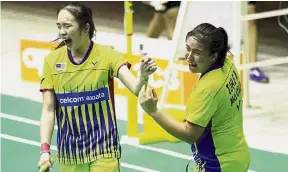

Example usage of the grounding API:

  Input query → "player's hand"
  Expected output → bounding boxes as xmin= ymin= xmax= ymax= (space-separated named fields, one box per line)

xmin=140 ymin=56 xmax=157 ymax=78
xmin=38 ymin=152 xmax=52 ymax=171
xmin=139 ymin=85 xmax=158 ymax=114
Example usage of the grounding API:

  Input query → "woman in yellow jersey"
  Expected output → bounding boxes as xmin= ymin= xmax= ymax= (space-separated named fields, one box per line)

xmin=37 ymin=2 xmax=157 ymax=172
xmin=139 ymin=23 xmax=251 ymax=172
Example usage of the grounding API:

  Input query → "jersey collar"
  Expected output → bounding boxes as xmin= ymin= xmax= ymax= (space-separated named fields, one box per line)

xmin=67 ymin=41 xmax=94 ymax=65
xmin=200 ymin=63 xmax=223 ymax=79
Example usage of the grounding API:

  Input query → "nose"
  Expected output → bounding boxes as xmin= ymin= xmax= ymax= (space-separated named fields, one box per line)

xmin=59 ymin=27 xmax=67 ymax=37
xmin=186 ymin=51 xmax=193 ymax=63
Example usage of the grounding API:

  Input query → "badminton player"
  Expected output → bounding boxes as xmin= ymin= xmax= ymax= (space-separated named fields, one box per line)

xmin=37 ymin=2 xmax=157 ymax=172
xmin=139 ymin=23 xmax=251 ymax=172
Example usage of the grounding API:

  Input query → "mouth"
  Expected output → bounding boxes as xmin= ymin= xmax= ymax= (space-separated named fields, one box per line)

xmin=189 ymin=63 xmax=197 ymax=71
xmin=62 ymin=38 xmax=72 ymax=47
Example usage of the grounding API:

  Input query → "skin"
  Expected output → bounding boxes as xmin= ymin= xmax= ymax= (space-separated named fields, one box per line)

xmin=57 ymin=9 xmax=91 ymax=62
xmin=38 ymin=8 xmax=157 ymax=169
xmin=185 ymin=36 xmax=217 ymax=74
xmin=138 ymin=36 xmax=218 ymax=145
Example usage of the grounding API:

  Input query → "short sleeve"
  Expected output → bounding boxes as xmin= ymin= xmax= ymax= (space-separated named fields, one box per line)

xmin=40 ymin=57 xmax=54 ymax=92
xmin=109 ymin=48 xmax=131 ymax=78
xmin=185 ymin=89 xmax=217 ymax=127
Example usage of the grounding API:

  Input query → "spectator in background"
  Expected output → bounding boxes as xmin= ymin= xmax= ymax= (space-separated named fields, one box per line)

xmin=248 ymin=1 xmax=270 ymax=83
xmin=143 ymin=1 xmax=181 ymax=40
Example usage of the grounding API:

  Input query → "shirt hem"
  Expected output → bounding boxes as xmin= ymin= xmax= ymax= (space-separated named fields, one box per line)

xmin=57 ymin=152 xmax=121 ymax=164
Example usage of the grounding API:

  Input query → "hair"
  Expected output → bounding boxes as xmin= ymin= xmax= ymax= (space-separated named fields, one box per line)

xmin=185 ymin=23 xmax=230 ymax=65
xmin=53 ymin=2 xmax=96 ymax=50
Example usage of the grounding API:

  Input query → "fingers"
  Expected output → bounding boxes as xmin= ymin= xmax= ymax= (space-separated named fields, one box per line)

xmin=146 ymin=87 xmax=152 ymax=99
xmin=38 ymin=160 xmax=52 ymax=171
xmin=38 ymin=153 xmax=52 ymax=170
xmin=150 ymin=65 xmax=158 ymax=72
xmin=140 ymin=56 xmax=157 ymax=75
xmin=143 ymin=62 xmax=157 ymax=71
xmin=141 ymin=56 xmax=152 ymax=63
xmin=146 ymin=59 xmax=155 ymax=65
xmin=152 ymin=89 xmax=158 ymax=99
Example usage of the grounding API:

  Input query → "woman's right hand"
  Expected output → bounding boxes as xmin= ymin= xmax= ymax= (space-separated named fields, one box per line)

xmin=38 ymin=152 xmax=52 ymax=171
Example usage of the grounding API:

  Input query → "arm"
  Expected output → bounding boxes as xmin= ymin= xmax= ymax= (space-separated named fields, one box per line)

xmin=40 ymin=90 xmax=56 ymax=145
xmin=118 ymin=56 xmax=157 ymax=97
xmin=138 ymin=86 xmax=207 ymax=144
xmin=150 ymin=110 xmax=205 ymax=144
xmin=118 ymin=65 xmax=149 ymax=96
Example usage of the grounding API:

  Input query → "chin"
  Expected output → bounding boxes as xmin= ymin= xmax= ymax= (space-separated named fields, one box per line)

xmin=189 ymin=70 xmax=197 ymax=74
xmin=189 ymin=67 xmax=198 ymax=73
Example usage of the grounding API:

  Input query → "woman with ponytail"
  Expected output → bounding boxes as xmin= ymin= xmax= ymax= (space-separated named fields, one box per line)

xmin=139 ymin=23 xmax=251 ymax=172
xmin=38 ymin=2 xmax=157 ymax=172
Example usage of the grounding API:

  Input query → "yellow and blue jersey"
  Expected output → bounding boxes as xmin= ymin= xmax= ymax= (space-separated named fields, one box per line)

xmin=40 ymin=42 xmax=130 ymax=164
xmin=185 ymin=57 xmax=250 ymax=171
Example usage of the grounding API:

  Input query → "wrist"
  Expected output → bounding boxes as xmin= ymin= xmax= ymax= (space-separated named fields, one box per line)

xmin=140 ymin=75 xmax=149 ymax=82
xmin=40 ymin=143 xmax=51 ymax=154
xmin=148 ymin=109 xmax=159 ymax=117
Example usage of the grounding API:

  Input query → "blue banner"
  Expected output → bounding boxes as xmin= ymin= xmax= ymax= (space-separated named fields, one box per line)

xmin=56 ymin=88 xmax=109 ymax=107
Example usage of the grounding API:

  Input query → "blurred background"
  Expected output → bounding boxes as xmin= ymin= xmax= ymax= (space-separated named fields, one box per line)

xmin=1 ymin=1 xmax=288 ymax=172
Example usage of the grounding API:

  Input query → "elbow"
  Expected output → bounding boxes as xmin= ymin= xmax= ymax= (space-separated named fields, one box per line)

xmin=135 ymin=90 xmax=140 ymax=97
xmin=184 ymin=137 xmax=196 ymax=145
xmin=183 ymin=130 xmax=198 ymax=145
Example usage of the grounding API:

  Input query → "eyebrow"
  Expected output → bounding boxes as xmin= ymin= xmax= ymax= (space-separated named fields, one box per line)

xmin=186 ymin=45 xmax=202 ymax=51
xmin=56 ymin=22 xmax=72 ymax=25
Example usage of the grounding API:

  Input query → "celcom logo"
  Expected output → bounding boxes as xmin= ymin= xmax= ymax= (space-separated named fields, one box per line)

xmin=56 ymin=88 xmax=109 ymax=107
xmin=20 ymin=40 xmax=57 ymax=82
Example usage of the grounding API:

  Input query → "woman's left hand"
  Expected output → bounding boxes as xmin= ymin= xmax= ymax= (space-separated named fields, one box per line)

xmin=140 ymin=56 xmax=157 ymax=78
xmin=139 ymin=85 xmax=158 ymax=114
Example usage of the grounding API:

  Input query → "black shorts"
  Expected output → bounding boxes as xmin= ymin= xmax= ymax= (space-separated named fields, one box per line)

xmin=155 ymin=1 xmax=181 ymax=13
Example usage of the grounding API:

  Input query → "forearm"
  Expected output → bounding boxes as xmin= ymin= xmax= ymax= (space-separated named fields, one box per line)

xmin=134 ymin=75 xmax=149 ymax=96
xmin=40 ymin=110 xmax=55 ymax=144
xmin=150 ymin=110 xmax=194 ymax=144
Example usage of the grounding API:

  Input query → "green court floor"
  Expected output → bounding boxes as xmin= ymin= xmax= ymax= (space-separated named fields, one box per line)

xmin=1 ymin=94 xmax=288 ymax=172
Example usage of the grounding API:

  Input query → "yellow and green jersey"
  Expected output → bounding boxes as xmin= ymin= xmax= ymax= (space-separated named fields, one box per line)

xmin=40 ymin=42 xmax=130 ymax=164
xmin=186 ymin=58 xmax=250 ymax=172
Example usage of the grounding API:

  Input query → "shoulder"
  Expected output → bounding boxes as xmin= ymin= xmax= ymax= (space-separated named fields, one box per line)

xmin=91 ymin=43 xmax=121 ymax=60
xmin=93 ymin=43 xmax=115 ymax=54
xmin=45 ymin=46 xmax=66 ymax=64
xmin=196 ymin=58 xmax=234 ymax=98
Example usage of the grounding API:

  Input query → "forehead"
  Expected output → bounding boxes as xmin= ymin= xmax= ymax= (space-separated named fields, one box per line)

xmin=57 ymin=9 xmax=76 ymax=24
xmin=186 ymin=36 xmax=205 ymax=50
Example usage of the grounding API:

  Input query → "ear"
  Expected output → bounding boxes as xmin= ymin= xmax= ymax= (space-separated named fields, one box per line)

xmin=85 ymin=23 xmax=90 ymax=33
xmin=210 ymin=53 xmax=218 ymax=62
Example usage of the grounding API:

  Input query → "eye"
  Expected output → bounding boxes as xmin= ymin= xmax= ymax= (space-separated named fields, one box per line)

xmin=64 ymin=25 xmax=71 ymax=29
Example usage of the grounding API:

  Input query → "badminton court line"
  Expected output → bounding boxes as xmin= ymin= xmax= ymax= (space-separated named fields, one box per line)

xmin=0 ymin=112 xmax=256 ymax=172
xmin=0 ymin=133 xmax=160 ymax=172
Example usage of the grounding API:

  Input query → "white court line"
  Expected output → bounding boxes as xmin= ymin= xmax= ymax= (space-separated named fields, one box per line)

xmin=1 ymin=113 xmax=256 ymax=172
xmin=121 ymin=136 xmax=191 ymax=160
xmin=0 ymin=113 xmax=58 ymax=130
xmin=121 ymin=138 xmax=257 ymax=172
xmin=0 ymin=134 xmax=160 ymax=172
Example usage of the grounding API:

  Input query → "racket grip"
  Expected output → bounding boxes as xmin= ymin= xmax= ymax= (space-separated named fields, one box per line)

xmin=39 ymin=158 xmax=55 ymax=172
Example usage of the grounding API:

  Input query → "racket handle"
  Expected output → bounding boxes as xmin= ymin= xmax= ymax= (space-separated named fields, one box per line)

xmin=39 ymin=158 xmax=55 ymax=172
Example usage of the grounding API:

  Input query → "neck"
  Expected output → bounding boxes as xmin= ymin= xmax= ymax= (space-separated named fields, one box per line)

xmin=71 ymin=38 xmax=91 ymax=58
xmin=200 ymin=62 xmax=222 ymax=78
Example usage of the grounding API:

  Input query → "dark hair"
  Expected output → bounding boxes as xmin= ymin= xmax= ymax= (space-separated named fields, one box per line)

xmin=186 ymin=23 xmax=230 ymax=65
xmin=54 ymin=2 xmax=96 ymax=50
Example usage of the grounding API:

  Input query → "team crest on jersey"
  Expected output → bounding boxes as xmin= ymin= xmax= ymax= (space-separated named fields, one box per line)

xmin=55 ymin=63 xmax=66 ymax=71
